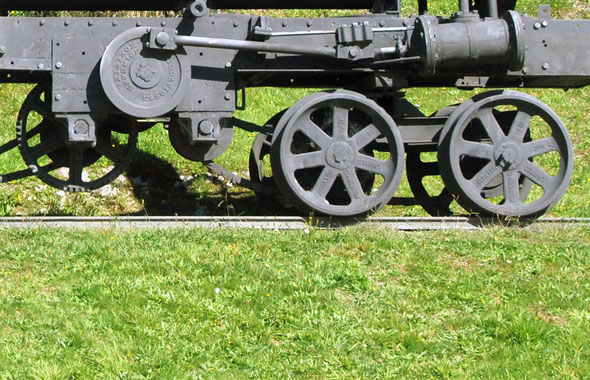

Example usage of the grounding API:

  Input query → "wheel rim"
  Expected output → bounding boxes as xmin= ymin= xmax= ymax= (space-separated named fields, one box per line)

xmin=272 ymin=91 xmax=404 ymax=216
xmin=438 ymin=91 xmax=573 ymax=218
xmin=18 ymin=84 xmax=138 ymax=192
xmin=248 ymin=111 xmax=287 ymax=192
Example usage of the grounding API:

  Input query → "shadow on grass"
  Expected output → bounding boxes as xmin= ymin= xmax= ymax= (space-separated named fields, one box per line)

xmin=125 ymin=149 xmax=295 ymax=217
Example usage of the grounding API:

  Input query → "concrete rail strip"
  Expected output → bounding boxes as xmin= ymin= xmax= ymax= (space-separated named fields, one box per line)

xmin=0 ymin=216 xmax=588 ymax=231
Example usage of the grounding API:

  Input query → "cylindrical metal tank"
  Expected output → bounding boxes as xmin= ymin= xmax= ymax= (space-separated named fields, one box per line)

xmin=0 ymin=0 xmax=375 ymax=11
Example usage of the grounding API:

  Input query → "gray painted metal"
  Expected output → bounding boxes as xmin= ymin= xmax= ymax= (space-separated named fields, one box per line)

xmin=101 ymin=28 xmax=192 ymax=118
xmin=0 ymin=1 xmax=588 ymax=219
xmin=438 ymin=90 xmax=574 ymax=219
xmin=271 ymin=90 xmax=405 ymax=216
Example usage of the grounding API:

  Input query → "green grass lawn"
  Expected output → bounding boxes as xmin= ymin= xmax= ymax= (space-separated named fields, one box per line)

xmin=1 ymin=226 xmax=589 ymax=378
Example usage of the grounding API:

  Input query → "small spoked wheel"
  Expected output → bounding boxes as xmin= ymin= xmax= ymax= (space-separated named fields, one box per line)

xmin=438 ymin=90 xmax=574 ymax=219
xmin=17 ymin=84 xmax=138 ymax=192
xmin=271 ymin=91 xmax=404 ymax=216
xmin=248 ymin=111 xmax=286 ymax=198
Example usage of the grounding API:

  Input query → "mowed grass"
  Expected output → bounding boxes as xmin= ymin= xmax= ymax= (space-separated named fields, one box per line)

xmin=0 ymin=226 xmax=589 ymax=378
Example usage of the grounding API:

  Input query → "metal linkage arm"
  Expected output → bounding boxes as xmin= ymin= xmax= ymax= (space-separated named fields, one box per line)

xmin=174 ymin=35 xmax=338 ymax=58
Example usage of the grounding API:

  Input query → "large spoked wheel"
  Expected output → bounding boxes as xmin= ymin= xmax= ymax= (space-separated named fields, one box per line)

xmin=271 ymin=91 xmax=404 ymax=217
xmin=17 ymin=84 xmax=138 ymax=192
xmin=438 ymin=91 xmax=574 ymax=219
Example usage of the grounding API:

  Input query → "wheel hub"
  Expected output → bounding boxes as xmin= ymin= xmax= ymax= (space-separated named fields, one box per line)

xmin=495 ymin=141 xmax=523 ymax=168
xmin=326 ymin=142 xmax=354 ymax=170
xmin=131 ymin=60 xmax=161 ymax=89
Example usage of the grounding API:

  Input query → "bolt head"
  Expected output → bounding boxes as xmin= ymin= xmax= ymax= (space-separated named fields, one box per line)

xmin=198 ymin=120 xmax=215 ymax=135
xmin=542 ymin=63 xmax=550 ymax=70
xmin=542 ymin=20 xmax=549 ymax=27
xmin=348 ymin=48 xmax=360 ymax=59
xmin=55 ymin=94 xmax=62 ymax=101
xmin=55 ymin=62 xmax=62 ymax=69
xmin=156 ymin=32 xmax=170 ymax=46
xmin=0 ymin=46 xmax=6 ymax=55
xmin=73 ymin=120 xmax=90 ymax=135
xmin=534 ymin=22 xmax=541 ymax=29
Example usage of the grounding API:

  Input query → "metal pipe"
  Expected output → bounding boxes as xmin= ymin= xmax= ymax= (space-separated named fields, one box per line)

xmin=488 ymin=0 xmax=499 ymax=18
xmin=459 ymin=0 xmax=470 ymax=13
xmin=175 ymin=35 xmax=337 ymax=58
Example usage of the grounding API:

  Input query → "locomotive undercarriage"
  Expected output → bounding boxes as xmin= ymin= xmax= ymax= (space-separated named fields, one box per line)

xmin=0 ymin=1 xmax=588 ymax=219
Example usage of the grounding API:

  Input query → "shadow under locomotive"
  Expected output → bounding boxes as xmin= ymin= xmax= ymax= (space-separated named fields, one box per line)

xmin=125 ymin=149 xmax=296 ymax=217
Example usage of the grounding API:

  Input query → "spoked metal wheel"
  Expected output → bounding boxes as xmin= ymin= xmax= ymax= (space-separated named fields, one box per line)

xmin=248 ymin=111 xmax=286 ymax=197
xmin=271 ymin=90 xmax=404 ymax=217
xmin=438 ymin=90 xmax=573 ymax=219
xmin=17 ymin=84 xmax=138 ymax=192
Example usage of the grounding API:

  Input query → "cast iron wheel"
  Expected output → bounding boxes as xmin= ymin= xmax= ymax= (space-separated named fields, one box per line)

xmin=271 ymin=90 xmax=404 ymax=217
xmin=248 ymin=111 xmax=286 ymax=197
xmin=438 ymin=90 xmax=573 ymax=219
xmin=17 ymin=84 xmax=138 ymax=192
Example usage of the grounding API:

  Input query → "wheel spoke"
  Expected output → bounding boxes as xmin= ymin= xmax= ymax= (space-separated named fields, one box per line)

xmin=519 ymin=177 xmax=534 ymax=203
xmin=297 ymin=117 xmax=332 ymax=149
xmin=476 ymin=108 xmax=504 ymax=144
xmin=354 ymin=154 xmax=394 ymax=177
xmin=94 ymin=139 xmax=125 ymax=164
xmin=342 ymin=167 xmax=367 ymax=205
xmin=469 ymin=162 xmax=502 ymax=192
xmin=0 ymin=138 xmax=19 ymax=156
xmin=68 ymin=149 xmax=85 ymax=186
xmin=502 ymin=169 xmax=522 ymax=206
xmin=1 ymin=168 xmax=35 ymax=183
xmin=457 ymin=139 xmax=494 ymax=160
xmin=28 ymin=136 xmax=64 ymax=160
xmin=521 ymin=160 xmax=558 ymax=192
xmin=31 ymin=97 xmax=60 ymax=124
xmin=523 ymin=136 xmax=559 ymax=158
xmin=332 ymin=106 xmax=349 ymax=140
xmin=350 ymin=124 xmax=380 ymax=151
xmin=287 ymin=151 xmax=325 ymax=171
xmin=508 ymin=111 xmax=532 ymax=141
xmin=311 ymin=167 xmax=338 ymax=200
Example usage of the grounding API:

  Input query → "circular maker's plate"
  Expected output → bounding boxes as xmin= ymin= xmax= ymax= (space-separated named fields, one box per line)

xmin=100 ymin=27 xmax=190 ymax=118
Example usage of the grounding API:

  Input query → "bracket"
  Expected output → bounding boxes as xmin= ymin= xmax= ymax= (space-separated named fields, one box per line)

xmin=58 ymin=114 xmax=97 ymax=147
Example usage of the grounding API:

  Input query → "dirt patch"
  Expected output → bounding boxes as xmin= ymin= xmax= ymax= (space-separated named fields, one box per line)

xmin=536 ymin=310 xmax=567 ymax=326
